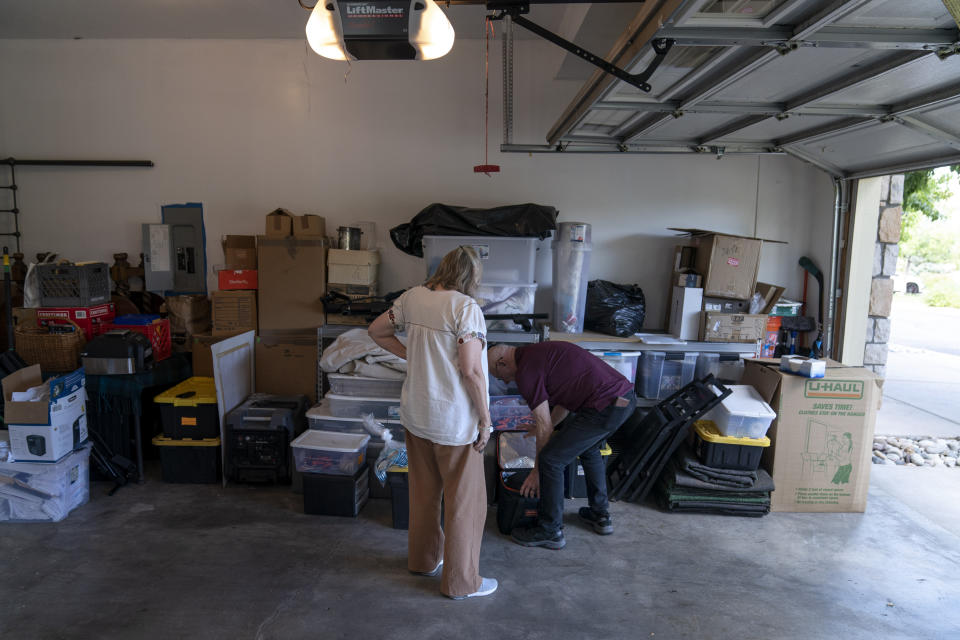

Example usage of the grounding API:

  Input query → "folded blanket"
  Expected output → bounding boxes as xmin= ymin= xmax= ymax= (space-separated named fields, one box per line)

xmin=670 ymin=457 xmax=775 ymax=493
xmin=679 ymin=446 xmax=759 ymax=488
xmin=320 ymin=328 xmax=406 ymax=376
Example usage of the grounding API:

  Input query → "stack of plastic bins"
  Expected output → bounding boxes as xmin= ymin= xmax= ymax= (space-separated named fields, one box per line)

xmin=327 ymin=373 xmax=403 ymax=398
xmin=637 ymin=352 xmax=699 ymax=400
xmin=152 ymin=377 xmax=221 ymax=483
xmin=705 ymin=385 xmax=777 ymax=439
xmin=324 ymin=393 xmax=402 ymax=420
xmin=292 ymin=430 xmax=370 ymax=516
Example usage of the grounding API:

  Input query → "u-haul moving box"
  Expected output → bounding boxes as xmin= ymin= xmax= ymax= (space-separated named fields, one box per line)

xmin=742 ymin=359 xmax=879 ymax=512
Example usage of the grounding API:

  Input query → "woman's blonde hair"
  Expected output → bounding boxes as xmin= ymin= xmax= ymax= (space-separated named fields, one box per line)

xmin=424 ymin=245 xmax=482 ymax=296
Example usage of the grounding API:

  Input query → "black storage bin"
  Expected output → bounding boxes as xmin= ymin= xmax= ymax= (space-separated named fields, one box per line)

xmin=692 ymin=420 xmax=769 ymax=471
xmin=387 ymin=468 xmax=409 ymax=529
xmin=154 ymin=377 xmax=219 ymax=440
xmin=496 ymin=470 xmax=539 ymax=535
xmin=303 ymin=464 xmax=369 ymax=517
xmin=152 ymin=436 xmax=221 ymax=483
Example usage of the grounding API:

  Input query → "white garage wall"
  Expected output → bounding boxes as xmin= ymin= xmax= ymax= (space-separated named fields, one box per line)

xmin=0 ymin=38 xmax=835 ymax=329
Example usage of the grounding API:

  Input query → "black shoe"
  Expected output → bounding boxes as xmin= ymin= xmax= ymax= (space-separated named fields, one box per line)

xmin=511 ymin=525 xmax=566 ymax=550
xmin=578 ymin=507 xmax=613 ymax=535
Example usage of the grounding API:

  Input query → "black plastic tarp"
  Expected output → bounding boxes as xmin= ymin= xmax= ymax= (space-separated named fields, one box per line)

xmin=390 ymin=203 xmax=558 ymax=257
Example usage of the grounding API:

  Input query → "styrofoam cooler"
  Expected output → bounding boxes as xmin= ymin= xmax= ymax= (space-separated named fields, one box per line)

xmin=327 ymin=373 xmax=404 ymax=398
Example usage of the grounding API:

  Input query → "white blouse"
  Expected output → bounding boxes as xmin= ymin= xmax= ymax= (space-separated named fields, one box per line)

xmin=389 ymin=286 xmax=488 ymax=446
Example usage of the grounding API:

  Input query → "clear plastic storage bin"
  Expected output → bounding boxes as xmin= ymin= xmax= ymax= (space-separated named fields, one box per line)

xmin=327 ymin=373 xmax=404 ymax=398
xmin=706 ymin=385 xmax=777 ymax=438
xmin=590 ymin=351 xmax=641 ymax=384
xmin=306 ymin=404 xmax=404 ymax=441
xmin=475 ymin=283 xmax=537 ymax=330
xmin=423 ymin=235 xmax=538 ymax=283
xmin=490 ymin=395 xmax=535 ymax=431
xmin=324 ymin=393 xmax=402 ymax=419
xmin=637 ymin=351 xmax=698 ymax=399
xmin=291 ymin=430 xmax=370 ymax=475
xmin=695 ymin=353 xmax=720 ymax=380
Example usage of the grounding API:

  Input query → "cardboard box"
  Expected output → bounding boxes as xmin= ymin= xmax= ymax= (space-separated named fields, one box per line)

xmin=3 ymin=366 xmax=87 ymax=462
xmin=265 ymin=208 xmax=294 ymax=237
xmin=701 ymin=312 xmax=768 ymax=343
xmin=191 ymin=333 xmax=228 ymax=377
xmin=293 ymin=214 xmax=326 ymax=238
xmin=669 ymin=286 xmax=703 ymax=340
xmin=703 ymin=296 xmax=749 ymax=314
xmin=257 ymin=236 xmax=327 ymax=331
xmin=256 ymin=332 xmax=318 ymax=403
xmin=327 ymin=249 xmax=379 ymax=286
xmin=212 ymin=291 xmax=258 ymax=337
xmin=223 ymin=235 xmax=257 ymax=270
xmin=755 ymin=282 xmax=787 ymax=314
xmin=217 ymin=269 xmax=258 ymax=291
xmin=165 ymin=295 xmax=211 ymax=336
xmin=670 ymin=229 xmax=784 ymax=300
xmin=742 ymin=359 xmax=879 ymax=512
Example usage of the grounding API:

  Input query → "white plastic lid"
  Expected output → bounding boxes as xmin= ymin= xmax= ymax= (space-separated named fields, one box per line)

xmin=324 ymin=393 xmax=402 ymax=403
xmin=589 ymin=350 xmax=641 ymax=359
xmin=715 ymin=385 xmax=776 ymax=419
xmin=291 ymin=429 xmax=370 ymax=452
xmin=306 ymin=403 xmax=402 ymax=424
xmin=327 ymin=373 xmax=404 ymax=382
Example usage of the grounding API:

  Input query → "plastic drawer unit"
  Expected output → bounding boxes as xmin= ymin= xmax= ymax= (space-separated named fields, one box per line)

xmin=705 ymin=385 xmax=777 ymax=439
xmin=323 ymin=393 xmax=401 ymax=420
xmin=291 ymin=430 xmax=370 ymax=476
xmin=692 ymin=420 xmax=770 ymax=471
xmin=326 ymin=373 xmax=403 ymax=398
xmin=423 ymin=235 xmax=538 ymax=283
xmin=154 ymin=377 xmax=219 ymax=440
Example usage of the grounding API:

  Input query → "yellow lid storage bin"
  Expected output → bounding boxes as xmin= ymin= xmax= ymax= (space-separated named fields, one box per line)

xmin=692 ymin=420 xmax=769 ymax=472
xmin=151 ymin=436 xmax=221 ymax=483
xmin=154 ymin=377 xmax=219 ymax=440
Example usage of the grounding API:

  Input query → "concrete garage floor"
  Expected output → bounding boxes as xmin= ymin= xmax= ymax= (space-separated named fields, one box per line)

xmin=1 ymin=465 xmax=958 ymax=640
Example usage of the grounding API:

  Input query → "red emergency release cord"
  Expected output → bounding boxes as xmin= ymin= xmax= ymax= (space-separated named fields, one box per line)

xmin=474 ymin=17 xmax=500 ymax=176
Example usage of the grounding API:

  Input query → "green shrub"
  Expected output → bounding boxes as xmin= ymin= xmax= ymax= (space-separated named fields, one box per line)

xmin=922 ymin=275 xmax=960 ymax=308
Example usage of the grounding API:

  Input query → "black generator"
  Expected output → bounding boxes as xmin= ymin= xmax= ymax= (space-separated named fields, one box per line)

xmin=224 ymin=394 xmax=308 ymax=484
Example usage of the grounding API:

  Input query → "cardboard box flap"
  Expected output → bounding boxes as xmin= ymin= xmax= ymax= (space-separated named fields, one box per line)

xmin=3 ymin=365 xmax=83 ymax=425
xmin=266 ymin=208 xmax=294 ymax=231
xmin=668 ymin=228 xmax=787 ymax=245
xmin=294 ymin=215 xmax=326 ymax=237
xmin=755 ymin=282 xmax=787 ymax=314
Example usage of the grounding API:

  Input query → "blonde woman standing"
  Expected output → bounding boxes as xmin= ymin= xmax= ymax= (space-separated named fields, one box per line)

xmin=368 ymin=246 xmax=496 ymax=600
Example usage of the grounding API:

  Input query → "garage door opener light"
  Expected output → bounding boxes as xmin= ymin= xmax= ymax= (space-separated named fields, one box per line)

xmin=305 ymin=0 xmax=455 ymax=61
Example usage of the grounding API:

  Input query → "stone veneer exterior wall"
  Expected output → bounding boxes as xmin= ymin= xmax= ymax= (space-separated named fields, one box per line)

xmin=863 ymin=174 xmax=903 ymax=379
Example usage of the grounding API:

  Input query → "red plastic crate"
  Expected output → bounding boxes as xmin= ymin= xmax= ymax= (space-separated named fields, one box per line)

xmin=108 ymin=318 xmax=172 ymax=361
xmin=36 ymin=303 xmax=116 ymax=341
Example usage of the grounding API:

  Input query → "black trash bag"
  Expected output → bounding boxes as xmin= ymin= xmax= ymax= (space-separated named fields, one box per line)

xmin=390 ymin=203 xmax=558 ymax=257
xmin=585 ymin=280 xmax=646 ymax=337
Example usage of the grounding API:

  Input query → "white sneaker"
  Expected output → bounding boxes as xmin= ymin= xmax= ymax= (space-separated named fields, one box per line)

xmin=448 ymin=577 xmax=498 ymax=600
xmin=410 ymin=560 xmax=443 ymax=577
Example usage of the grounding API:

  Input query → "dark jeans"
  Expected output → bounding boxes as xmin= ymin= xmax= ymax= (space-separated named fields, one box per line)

xmin=537 ymin=391 xmax=637 ymax=533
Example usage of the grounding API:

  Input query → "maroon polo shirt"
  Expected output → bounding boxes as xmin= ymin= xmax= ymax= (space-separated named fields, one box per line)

xmin=514 ymin=342 xmax=633 ymax=413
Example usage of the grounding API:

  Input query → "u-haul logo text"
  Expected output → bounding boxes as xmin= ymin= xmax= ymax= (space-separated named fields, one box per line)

xmin=805 ymin=380 xmax=863 ymax=399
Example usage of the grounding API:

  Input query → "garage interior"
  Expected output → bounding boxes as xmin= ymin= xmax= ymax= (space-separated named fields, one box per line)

xmin=1 ymin=0 xmax=959 ymax=638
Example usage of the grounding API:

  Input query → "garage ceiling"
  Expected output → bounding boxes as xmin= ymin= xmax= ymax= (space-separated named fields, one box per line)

xmin=532 ymin=0 xmax=960 ymax=179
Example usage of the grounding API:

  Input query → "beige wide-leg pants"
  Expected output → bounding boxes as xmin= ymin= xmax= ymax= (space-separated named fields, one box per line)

xmin=405 ymin=430 xmax=487 ymax=597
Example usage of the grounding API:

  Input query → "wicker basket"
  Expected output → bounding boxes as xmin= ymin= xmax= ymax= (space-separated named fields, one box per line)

xmin=15 ymin=320 xmax=86 ymax=373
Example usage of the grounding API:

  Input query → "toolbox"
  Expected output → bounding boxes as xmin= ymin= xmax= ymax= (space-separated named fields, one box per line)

xmin=152 ymin=436 xmax=222 ymax=484
xmin=303 ymin=464 xmax=369 ymax=517
xmin=154 ymin=377 xmax=219 ymax=440
xmin=224 ymin=394 xmax=307 ymax=484
xmin=36 ymin=303 xmax=116 ymax=341
xmin=692 ymin=420 xmax=769 ymax=471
